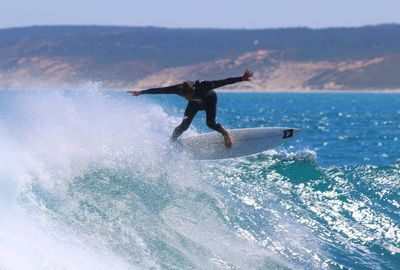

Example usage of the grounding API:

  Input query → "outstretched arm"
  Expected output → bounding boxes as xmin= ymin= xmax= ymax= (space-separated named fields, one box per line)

xmin=127 ymin=84 xmax=181 ymax=96
xmin=204 ymin=69 xmax=253 ymax=90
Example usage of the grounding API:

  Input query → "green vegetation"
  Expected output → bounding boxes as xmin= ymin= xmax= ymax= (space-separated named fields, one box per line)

xmin=1 ymin=25 xmax=400 ymax=89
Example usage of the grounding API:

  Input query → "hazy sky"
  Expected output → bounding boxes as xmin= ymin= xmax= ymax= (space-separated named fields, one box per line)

xmin=1 ymin=0 xmax=399 ymax=29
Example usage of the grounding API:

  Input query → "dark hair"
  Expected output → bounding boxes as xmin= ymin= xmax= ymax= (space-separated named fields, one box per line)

xmin=180 ymin=81 xmax=194 ymax=95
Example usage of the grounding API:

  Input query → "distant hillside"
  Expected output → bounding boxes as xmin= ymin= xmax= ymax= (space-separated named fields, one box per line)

xmin=1 ymin=25 xmax=400 ymax=90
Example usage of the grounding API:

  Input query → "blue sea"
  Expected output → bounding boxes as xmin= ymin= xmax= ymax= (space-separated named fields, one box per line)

xmin=0 ymin=88 xmax=399 ymax=270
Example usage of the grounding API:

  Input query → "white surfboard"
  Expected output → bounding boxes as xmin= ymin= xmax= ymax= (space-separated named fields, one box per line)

xmin=180 ymin=127 xmax=300 ymax=160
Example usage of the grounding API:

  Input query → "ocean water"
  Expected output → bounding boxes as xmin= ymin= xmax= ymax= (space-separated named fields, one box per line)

xmin=0 ymin=88 xmax=399 ymax=270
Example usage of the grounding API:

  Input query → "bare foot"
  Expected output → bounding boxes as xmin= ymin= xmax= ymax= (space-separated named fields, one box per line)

xmin=224 ymin=133 xmax=233 ymax=148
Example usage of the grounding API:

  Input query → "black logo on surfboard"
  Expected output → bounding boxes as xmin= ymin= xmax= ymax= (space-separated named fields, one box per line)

xmin=283 ymin=129 xmax=294 ymax=139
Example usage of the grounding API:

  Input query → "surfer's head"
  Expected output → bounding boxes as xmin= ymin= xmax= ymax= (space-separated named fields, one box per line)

xmin=179 ymin=81 xmax=195 ymax=100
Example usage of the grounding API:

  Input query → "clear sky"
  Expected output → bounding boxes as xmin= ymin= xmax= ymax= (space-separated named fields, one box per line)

xmin=1 ymin=0 xmax=400 ymax=29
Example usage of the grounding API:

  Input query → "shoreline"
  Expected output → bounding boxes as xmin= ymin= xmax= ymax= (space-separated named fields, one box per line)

xmin=216 ymin=89 xmax=400 ymax=94
xmin=2 ymin=86 xmax=400 ymax=94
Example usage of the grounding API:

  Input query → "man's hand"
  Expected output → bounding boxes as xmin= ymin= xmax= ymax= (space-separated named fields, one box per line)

xmin=127 ymin=90 xmax=141 ymax=96
xmin=242 ymin=69 xmax=253 ymax=81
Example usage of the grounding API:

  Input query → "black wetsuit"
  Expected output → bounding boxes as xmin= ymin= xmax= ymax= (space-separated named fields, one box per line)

xmin=140 ymin=76 xmax=243 ymax=141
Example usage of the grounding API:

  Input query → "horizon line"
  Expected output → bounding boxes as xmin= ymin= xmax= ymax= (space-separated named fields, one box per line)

xmin=1 ymin=23 xmax=400 ymax=32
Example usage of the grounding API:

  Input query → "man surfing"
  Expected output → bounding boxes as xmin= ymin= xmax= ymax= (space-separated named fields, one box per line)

xmin=128 ymin=69 xmax=253 ymax=148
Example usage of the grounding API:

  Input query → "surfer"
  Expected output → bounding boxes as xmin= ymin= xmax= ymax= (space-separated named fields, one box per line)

xmin=128 ymin=69 xmax=253 ymax=148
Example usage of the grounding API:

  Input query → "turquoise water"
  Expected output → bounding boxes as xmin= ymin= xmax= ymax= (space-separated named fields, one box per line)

xmin=0 ymin=89 xmax=399 ymax=269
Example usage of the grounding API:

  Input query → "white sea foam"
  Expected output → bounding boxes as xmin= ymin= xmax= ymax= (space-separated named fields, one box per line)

xmin=0 ymin=88 xmax=173 ymax=269
xmin=0 ymin=209 xmax=133 ymax=270
xmin=0 ymin=88 xmax=294 ymax=269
